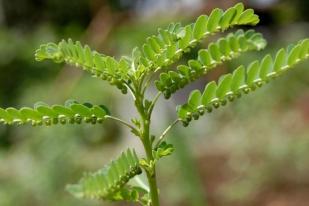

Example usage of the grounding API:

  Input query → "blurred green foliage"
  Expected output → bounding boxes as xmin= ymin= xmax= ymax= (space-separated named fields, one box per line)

xmin=0 ymin=0 xmax=308 ymax=206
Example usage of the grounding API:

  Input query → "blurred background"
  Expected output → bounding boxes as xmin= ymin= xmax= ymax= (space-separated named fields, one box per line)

xmin=0 ymin=0 xmax=308 ymax=205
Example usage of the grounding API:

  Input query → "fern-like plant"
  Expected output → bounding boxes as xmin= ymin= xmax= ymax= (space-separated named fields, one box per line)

xmin=1 ymin=3 xmax=308 ymax=205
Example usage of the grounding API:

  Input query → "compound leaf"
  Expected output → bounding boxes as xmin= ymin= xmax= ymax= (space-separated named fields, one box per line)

xmin=155 ymin=29 xmax=267 ymax=98
xmin=66 ymin=149 xmax=142 ymax=201
xmin=35 ymin=40 xmax=130 ymax=94
xmin=0 ymin=101 xmax=109 ymax=126
xmin=137 ymin=2 xmax=260 ymax=74
xmin=177 ymin=38 xmax=309 ymax=125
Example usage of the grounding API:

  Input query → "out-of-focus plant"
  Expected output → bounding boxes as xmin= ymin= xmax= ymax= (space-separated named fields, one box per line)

xmin=0 ymin=2 xmax=308 ymax=206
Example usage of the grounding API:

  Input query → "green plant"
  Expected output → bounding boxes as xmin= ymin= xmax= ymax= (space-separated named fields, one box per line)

xmin=0 ymin=2 xmax=308 ymax=206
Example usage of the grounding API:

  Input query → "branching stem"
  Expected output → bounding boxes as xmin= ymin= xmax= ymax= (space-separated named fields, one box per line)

xmin=105 ymin=115 xmax=138 ymax=134
xmin=124 ymin=82 xmax=137 ymax=100
xmin=142 ymin=71 xmax=156 ymax=95
xmin=155 ymin=119 xmax=180 ymax=148
xmin=148 ymin=92 xmax=162 ymax=115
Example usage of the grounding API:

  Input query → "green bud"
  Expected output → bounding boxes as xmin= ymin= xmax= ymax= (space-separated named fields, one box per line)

xmin=228 ymin=94 xmax=235 ymax=102
xmin=220 ymin=99 xmax=227 ymax=106
xmin=243 ymin=87 xmax=250 ymax=94
xmin=192 ymin=112 xmax=199 ymax=120
xmin=213 ymin=102 xmax=220 ymax=108
xmin=182 ymin=121 xmax=189 ymax=127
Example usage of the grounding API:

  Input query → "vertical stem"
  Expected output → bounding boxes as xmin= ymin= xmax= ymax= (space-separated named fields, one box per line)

xmin=142 ymin=119 xmax=160 ymax=206
xmin=135 ymin=92 xmax=160 ymax=206
xmin=146 ymin=171 xmax=160 ymax=206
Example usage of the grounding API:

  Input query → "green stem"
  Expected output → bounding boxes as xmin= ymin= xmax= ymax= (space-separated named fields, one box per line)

xmin=142 ymin=119 xmax=160 ymax=206
xmin=148 ymin=92 xmax=162 ymax=114
xmin=146 ymin=171 xmax=159 ymax=206
xmin=155 ymin=118 xmax=180 ymax=148
xmin=135 ymin=88 xmax=160 ymax=206
xmin=105 ymin=115 xmax=138 ymax=134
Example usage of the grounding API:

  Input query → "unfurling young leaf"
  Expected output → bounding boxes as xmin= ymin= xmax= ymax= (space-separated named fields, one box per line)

xmin=153 ymin=141 xmax=175 ymax=160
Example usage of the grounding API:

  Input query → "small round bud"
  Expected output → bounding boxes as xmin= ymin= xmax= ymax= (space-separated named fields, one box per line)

xmin=45 ymin=119 xmax=51 ymax=126
xmin=192 ymin=112 xmax=199 ymax=120
xmin=52 ymin=118 xmax=58 ymax=124
xmin=91 ymin=116 xmax=97 ymax=124
xmin=236 ymin=92 xmax=242 ymax=98
xmin=84 ymin=117 xmax=91 ymax=123
xmin=182 ymin=121 xmax=189 ymax=127
xmin=243 ymin=87 xmax=250 ymax=94
xmin=206 ymin=106 xmax=213 ymax=113
xmin=250 ymin=85 xmax=256 ymax=91
xmin=228 ymin=94 xmax=235 ymax=102
xmin=220 ymin=99 xmax=227 ymax=106
xmin=185 ymin=112 xmax=192 ymax=122
xmin=60 ymin=118 xmax=66 ymax=124
xmin=213 ymin=102 xmax=220 ymax=108
xmin=74 ymin=114 xmax=82 ymax=124
xmin=197 ymin=105 xmax=205 ymax=115
xmin=256 ymin=81 xmax=263 ymax=87
xmin=163 ymin=91 xmax=171 ymax=99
